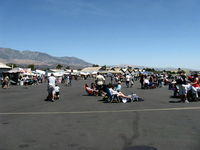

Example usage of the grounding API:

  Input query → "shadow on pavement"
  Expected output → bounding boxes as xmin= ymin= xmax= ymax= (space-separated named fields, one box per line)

xmin=169 ymin=100 xmax=182 ymax=103
xmin=124 ymin=145 xmax=157 ymax=150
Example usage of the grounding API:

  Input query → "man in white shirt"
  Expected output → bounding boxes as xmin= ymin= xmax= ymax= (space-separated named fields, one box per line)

xmin=23 ymin=76 xmax=29 ymax=87
xmin=125 ymin=74 xmax=131 ymax=88
xmin=47 ymin=73 xmax=56 ymax=101
xmin=95 ymin=72 xmax=105 ymax=95
xmin=143 ymin=78 xmax=150 ymax=89
xmin=48 ymin=74 xmax=56 ymax=86
xmin=96 ymin=72 xmax=105 ymax=86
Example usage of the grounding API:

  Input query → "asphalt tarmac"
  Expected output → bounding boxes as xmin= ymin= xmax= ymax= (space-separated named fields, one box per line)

xmin=1 ymin=79 xmax=200 ymax=150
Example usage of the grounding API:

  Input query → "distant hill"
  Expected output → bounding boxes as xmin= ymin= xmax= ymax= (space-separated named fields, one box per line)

xmin=112 ymin=64 xmax=197 ymax=71
xmin=0 ymin=48 xmax=92 ymax=67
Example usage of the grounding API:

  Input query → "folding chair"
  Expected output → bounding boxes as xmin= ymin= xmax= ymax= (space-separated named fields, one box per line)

xmin=104 ymin=88 xmax=120 ymax=103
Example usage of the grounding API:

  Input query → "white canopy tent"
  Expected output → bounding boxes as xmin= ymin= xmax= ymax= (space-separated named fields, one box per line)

xmin=35 ymin=69 xmax=45 ymax=75
xmin=8 ymin=68 xmax=25 ymax=73
xmin=0 ymin=63 xmax=11 ymax=69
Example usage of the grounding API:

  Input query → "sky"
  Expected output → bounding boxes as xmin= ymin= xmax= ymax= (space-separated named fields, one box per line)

xmin=0 ymin=0 xmax=200 ymax=70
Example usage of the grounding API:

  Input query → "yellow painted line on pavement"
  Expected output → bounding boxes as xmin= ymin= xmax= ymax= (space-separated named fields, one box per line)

xmin=1 ymin=106 xmax=200 ymax=115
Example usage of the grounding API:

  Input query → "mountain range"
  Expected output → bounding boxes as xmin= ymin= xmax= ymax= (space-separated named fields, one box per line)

xmin=0 ymin=48 xmax=197 ymax=71
xmin=0 ymin=48 xmax=92 ymax=67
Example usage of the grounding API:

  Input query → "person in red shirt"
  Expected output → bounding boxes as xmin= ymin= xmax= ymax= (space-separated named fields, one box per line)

xmin=191 ymin=74 xmax=200 ymax=88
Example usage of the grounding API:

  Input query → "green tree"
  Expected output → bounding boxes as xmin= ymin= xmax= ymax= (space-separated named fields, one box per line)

xmin=6 ymin=63 xmax=17 ymax=68
xmin=92 ymin=64 xmax=99 ymax=67
xmin=56 ymin=64 xmax=63 ymax=69
xmin=27 ymin=64 xmax=35 ymax=70
xmin=66 ymin=66 xmax=70 ymax=69
xmin=144 ymin=68 xmax=156 ymax=72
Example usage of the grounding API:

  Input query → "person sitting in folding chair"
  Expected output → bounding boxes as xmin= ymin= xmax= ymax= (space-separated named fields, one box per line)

xmin=84 ymin=84 xmax=99 ymax=96
xmin=108 ymin=84 xmax=131 ymax=99
xmin=102 ymin=84 xmax=120 ymax=103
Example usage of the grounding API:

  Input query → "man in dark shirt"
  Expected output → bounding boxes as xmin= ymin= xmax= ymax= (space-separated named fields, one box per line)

xmin=176 ymin=72 xmax=189 ymax=103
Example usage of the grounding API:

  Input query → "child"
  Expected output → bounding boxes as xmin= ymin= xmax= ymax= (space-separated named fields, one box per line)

xmin=115 ymin=81 xmax=122 ymax=92
xmin=54 ymin=84 xmax=60 ymax=100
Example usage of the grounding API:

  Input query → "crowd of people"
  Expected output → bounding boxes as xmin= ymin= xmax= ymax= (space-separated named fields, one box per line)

xmin=84 ymin=72 xmax=144 ymax=103
xmin=139 ymin=74 xmax=170 ymax=89
xmin=169 ymin=72 xmax=200 ymax=103
xmin=1 ymin=74 xmax=45 ymax=88
xmin=1 ymin=69 xmax=200 ymax=104
xmin=83 ymin=71 xmax=200 ymax=104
